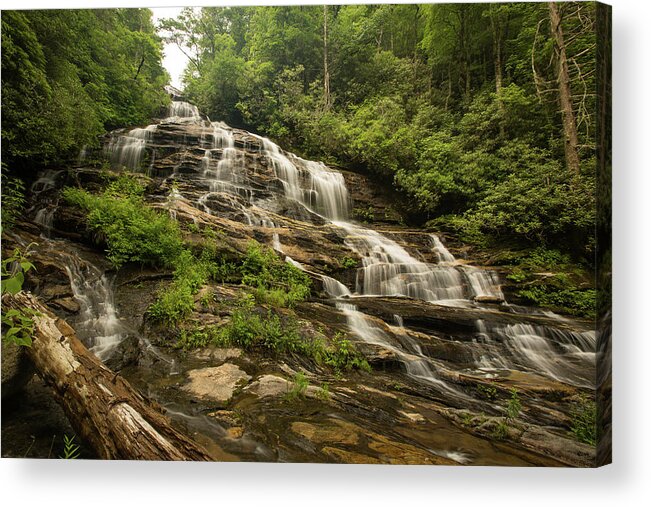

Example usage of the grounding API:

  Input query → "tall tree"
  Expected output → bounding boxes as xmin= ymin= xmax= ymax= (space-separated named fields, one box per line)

xmin=323 ymin=5 xmax=331 ymax=110
xmin=549 ymin=1 xmax=581 ymax=175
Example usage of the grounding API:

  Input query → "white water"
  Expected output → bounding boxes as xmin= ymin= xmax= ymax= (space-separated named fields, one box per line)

xmin=473 ymin=319 xmax=596 ymax=387
xmin=252 ymin=134 xmax=351 ymax=220
xmin=95 ymin=100 xmax=594 ymax=392
xmin=106 ymin=124 xmax=157 ymax=171
xmin=63 ymin=254 xmax=125 ymax=360
xmin=167 ymin=100 xmax=201 ymax=121
xmin=30 ymin=169 xmax=63 ymax=233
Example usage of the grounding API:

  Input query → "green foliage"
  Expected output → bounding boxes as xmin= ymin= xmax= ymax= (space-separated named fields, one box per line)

xmin=162 ymin=3 xmax=598 ymax=258
xmin=285 ymin=372 xmax=309 ymax=401
xmin=340 ymin=256 xmax=357 ymax=270
xmin=1 ymin=307 xmax=39 ymax=347
xmin=476 ymin=384 xmax=498 ymax=401
xmin=59 ymin=434 xmax=80 ymax=459
xmin=1 ymin=246 xmax=39 ymax=347
xmin=241 ymin=241 xmax=311 ymax=308
xmin=148 ymin=281 xmax=195 ymax=325
xmin=62 ymin=176 xmax=184 ymax=268
xmin=316 ymin=382 xmax=331 ymax=401
xmin=1 ymin=246 xmax=36 ymax=295
xmin=570 ymin=396 xmax=597 ymax=446
xmin=2 ymin=9 xmax=169 ymax=166
xmin=184 ymin=301 xmax=369 ymax=373
xmin=518 ymin=286 xmax=596 ymax=318
xmin=505 ymin=389 xmax=522 ymax=421
xmin=504 ymin=248 xmax=597 ymax=318
xmin=352 ymin=206 xmax=375 ymax=223
xmin=492 ymin=420 xmax=509 ymax=440
xmin=0 ymin=167 xmax=26 ymax=231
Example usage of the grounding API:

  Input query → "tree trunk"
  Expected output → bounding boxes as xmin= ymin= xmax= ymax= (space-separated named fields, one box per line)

xmin=490 ymin=6 xmax=505 ymax=138
xmin=549 ymin=1 xmax=581 ymax=175
xmin=2 ymin=292 xmax=214 ymax=461
xmin=323 ymin=4 xmax=331 ymax=111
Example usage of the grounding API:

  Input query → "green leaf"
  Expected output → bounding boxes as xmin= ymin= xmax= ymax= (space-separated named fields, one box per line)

xmin=5 ymin=327 xmax=20 ymax=338
xmin=1 ymin=272 xmax=24 ymax=294
xmin=20 ymin=261 xmax=35 ymax=272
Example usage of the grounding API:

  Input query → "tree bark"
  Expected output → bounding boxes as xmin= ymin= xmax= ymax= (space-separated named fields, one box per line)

xmin=549 ymin=1 xmax=581 ymax=175
xmin=489 ymin=6 xmax=505 ymax=138
xmin=2 ymin=292 xmax=214 ymax=461
xmin=323 ymin=5 xmax=331 ymax=111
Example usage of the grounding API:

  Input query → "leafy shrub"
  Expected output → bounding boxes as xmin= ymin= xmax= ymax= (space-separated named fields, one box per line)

xmin=340 ymin=256 xmax=357 ymax=270
xmin=1 ymin=246 xmax=39 ymax=347
xmin=0 ymin=168 xmax=26 ymax=232
xmin=518 ymin=285 xmax=596 ymax=318
xmin=241 ymin=241 xmax=311 ymax=307
xmin=180 ymin=300 xmax=369 ymax=373
xmin=505 ymin=389 xmax=522 ymax=421
xmin=147 ymin=282 xmax=196 ymax=325
xmin=62 ymin=179 xmax=184 ymax=268
xmin=570 ymin=396 xmax=597 ymax=446
xmin=285 ymin=372 xmax=309 ymax=401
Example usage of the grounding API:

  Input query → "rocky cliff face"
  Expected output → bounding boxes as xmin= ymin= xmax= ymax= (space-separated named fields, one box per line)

xmin=2 ymin=101 xmax=597 ymax=466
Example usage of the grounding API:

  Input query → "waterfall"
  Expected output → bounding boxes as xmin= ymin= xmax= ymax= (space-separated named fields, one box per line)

xmin=64 ymin=254 xmax=125 ymax=360
xmin=336 ymin=301 xmax=468 ymax=397
xmin=167 ymin=100 xmax=201 ymax=121
xmin=253 ymin=134 xmax=351 ymax=220
xmin=106 ymin=124 xmax=157 ymax=171
xmin=93 ymin=101 xmax=593 ymax=397
xmin=473 ymin=319 xmax=596 ymax=387
xmin=431 ymin=234 xmax=456 ymax=264
xmin=333 ymin=221 xmax=467 ymax=302
xmin=30 ymin=169 xmax=63 ymax=233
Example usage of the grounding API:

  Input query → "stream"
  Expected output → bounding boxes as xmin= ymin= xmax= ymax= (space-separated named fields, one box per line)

xmin=14 ymin=98 xmax=596 ymax=465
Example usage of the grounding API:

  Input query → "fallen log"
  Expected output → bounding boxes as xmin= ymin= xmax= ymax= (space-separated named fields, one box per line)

xmin=2 ymin=291 xmax=214 ymax=461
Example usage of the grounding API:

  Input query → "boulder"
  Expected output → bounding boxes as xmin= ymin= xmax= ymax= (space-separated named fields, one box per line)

xmin=182 ymin=363 xmax=251 ymax=403
xmin=104 ymin=335 xmax=142 ymax=372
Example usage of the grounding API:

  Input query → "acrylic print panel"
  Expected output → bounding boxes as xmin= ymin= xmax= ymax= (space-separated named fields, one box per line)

xmin=0 ymin=1 xmax=611 ymax=467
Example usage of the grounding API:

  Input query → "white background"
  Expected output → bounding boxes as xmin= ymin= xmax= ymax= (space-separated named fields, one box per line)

xmin=1 ymin=0 xmax=649 ymax=505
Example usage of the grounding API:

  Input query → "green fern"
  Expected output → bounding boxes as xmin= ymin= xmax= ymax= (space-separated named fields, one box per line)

xmin=60 ymin=434 xmax=81 ymax=459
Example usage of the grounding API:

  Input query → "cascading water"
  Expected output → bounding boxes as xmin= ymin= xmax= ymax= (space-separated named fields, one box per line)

xmin=30 ymin=169 xmax=63 ymax=233
xmin=167 ymin=100 xmax=201 ymax=121
xmin=95 ymin=99 xmax=594 ymax=393
xmin=106 ymin=124 xmax=157 ymax=171
xmin=63 ymin=253 xmax=125 ymax=360
xmin=473 ymin=319 xmax=596 ymax=387
xmin=334 ymin=221 xmax=468 ymax=302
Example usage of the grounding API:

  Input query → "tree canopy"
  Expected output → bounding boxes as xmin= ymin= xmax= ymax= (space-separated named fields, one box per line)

xmin=162 ymin=2 xmax=600 ymax=257
xmin=1 ymin=8 xmax=169 ymax=168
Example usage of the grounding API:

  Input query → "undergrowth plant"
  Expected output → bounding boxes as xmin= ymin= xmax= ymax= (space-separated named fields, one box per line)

xmin=1 ymin=245 xmax=39 ymax=347
xmin=570 ymin=396 xmax=597 ymax=446
xmin=59 ymin=435 xmax=81 ymax=459
xmin=285 ymin=372 xmax=309 ymax=401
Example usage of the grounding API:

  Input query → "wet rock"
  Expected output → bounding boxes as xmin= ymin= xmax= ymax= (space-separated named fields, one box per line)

xmin=226 ymin=427 xmax=244 ymax=439
xmin=41 ymin=284 xmax=73 ymax=300
xmin=474 ymin=295 xmax=505 ymax=304
xmin=367 ymin=433 xmax=450 ymax=465
xmin=356 ymin=343 xmax=402 ymax=370
xmin=291 ymin=420 xmax=360 ymax=446
xmin=245 ymin=374 xmax=321 ymax=399
xmin=182 ymin=363 xmax=251 ymax=403
xmin=322 ymin=446 xmax=382 ymax=464
xmin=50 ymin=297 xmax=80 ymax=313
xmin=246 ymin=374 xmax=291 ymax=398
xmin=398 ymin=411 xmax=426 ymax=423
xmin=104 ymin=335 xmax=142 ymax=372
xmin=208 ymin=409 xmax=241 ymax=427
xmin=191 ymin=347 xmax=242 ymax=363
